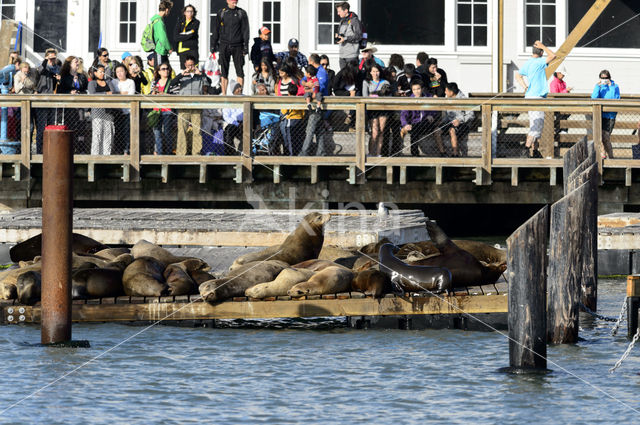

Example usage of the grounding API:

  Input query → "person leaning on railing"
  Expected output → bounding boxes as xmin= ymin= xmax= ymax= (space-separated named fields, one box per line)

xmin=35 ymin=48 xmax=62 ymax=154
xmin=113 ymin=63 xmax=135 ymax=155
xmin=400 ymin=80 xmax=440 ymax=157
xmin=591 ymin=69 xmax=620 ymax=160
xmin=149 ymin=62 xmax=177 ymax=155
xmin=87 ymin=64 xmax=117 ymax=156
xmin=59 ymin=56 xmax=90 ymax=153
xmin=443 ymin=82 xmax=474 ymax=157
xmin=362 ymin=63 xmax=391 ymax=157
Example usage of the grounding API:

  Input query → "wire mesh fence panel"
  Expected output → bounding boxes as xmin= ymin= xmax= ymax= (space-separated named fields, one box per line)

xmin=605 ymin=110 xmax=640 ymax=159
xmin=0 ymin=105 xmax=22 ymax=156
xmin=252 ymin=107 xmax=355 ymax=157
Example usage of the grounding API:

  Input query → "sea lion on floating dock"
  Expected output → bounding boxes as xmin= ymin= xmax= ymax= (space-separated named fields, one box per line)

xmin=16 ymin=271 xmax=41 ymax=305
xmin=378 ymin=244 xmax=451 ymax=293
xmin=131 ymin=240 xmax=194 ymax=267
xmin=163 ymin=259 xmax=208 ymax=296
xmin=291 ymin=259 xmax=349 ymax=272
xmin=245 ymin=268 xmax=315 ymax=299
xmin=408 ymin=221 xmax=503 ymax=287
xmin=10 ymin=233 xmax=108 ymax=262
xmin=122 ymin=257 xmax=169 ymax=297
xmin=93 ymin=247 xmax=131 ymax=261
xmin=0 ymin=263 xmax=42 ymax=300
xmin=229 ymin=212 xmax=330 ymax=269
xmin=102 ymin=254 xmax=134 ymax=272
xmin=288 ymin=266 xmax=354 ymax=297
xmin=199 ymin=260 xmax=289 ymax=303
xmin=318 ymin=245 xmax=358 ymax=262
xmin=72 ymin=268 xmax=124 ymax=300
xmin=351 ymin=269 xmax=390 ymax=297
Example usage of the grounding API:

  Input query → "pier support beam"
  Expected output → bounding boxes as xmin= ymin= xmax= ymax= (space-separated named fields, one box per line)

xmin=627 ymin=275 xmax=640 ymax=339
xmin=41 ymin=126 xmax=73 ymax=345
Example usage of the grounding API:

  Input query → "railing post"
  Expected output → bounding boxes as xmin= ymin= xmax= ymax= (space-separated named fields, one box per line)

xmin=129 ymin=101 xmax=140 ymax=182
xmin=592 ymin=104 xmax=603 ymax=176
xmin=355 ymin=102 xmax=366 ymax=184
xmin=480 ymin=104 xmax=492 ymax=185
xmin=540 ymin=111 xmax=555 ymax=158
xmin=19 ymin=100 xmax=31 ymax=181
xmin=241 ymin=101 xmax=253 ymax=183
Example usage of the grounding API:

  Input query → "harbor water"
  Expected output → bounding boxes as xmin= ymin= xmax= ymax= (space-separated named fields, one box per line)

xmin=1 ymin=278 xmax=639 ymax=424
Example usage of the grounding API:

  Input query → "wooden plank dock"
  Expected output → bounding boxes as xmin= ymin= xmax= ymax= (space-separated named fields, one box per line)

xmin=0 ymin=282 xmax=508 ymax=326
xmin=0 ymin=208 xmax=429 ymax=248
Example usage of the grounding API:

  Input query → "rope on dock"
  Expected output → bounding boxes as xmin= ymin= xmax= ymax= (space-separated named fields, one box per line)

xmin=609 ymin=328 xmax=640 ymax=374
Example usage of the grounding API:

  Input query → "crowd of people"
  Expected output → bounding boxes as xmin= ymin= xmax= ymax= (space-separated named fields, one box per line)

xmin=0 ymin=0 xmax=628 ymax=158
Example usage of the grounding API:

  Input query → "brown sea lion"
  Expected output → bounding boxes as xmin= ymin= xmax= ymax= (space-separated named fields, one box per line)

xmin=199 ymin=260 xmax=288 ymax=303
xmin=122 ymin=257 xmax=169 ymax=297
xmin=409 ymin=222 xmax=502 ymax=287
xmin=10 ymin=232 xmax=108 ymax=262
xmin=0 ymin=263 xmax=43 ymax=299
xmin=352 ymin=256 xmax=377 ymax=272
xmin=93 ymin=248 xmax=131 ymax=261
xmin=288 ymin=267 xmax=354 ymax=297
xmin=163 ymin=259 xmax=207 ymax=296
xmin=351 ymin=269 xmax=390 ymax=297
xmin=229 ymin=212 xmax=330 ymax=269
xmin=229 ymin=245 xmax=280 ymax=270
xmin=103 ymin=254 xmax=134 ymax=272
xmin=318 ymin=245 xmax=358 ymax=262
xmin=131 ymin=240 xmax=194 ymax=267
xmin=359 ymin=238 xmax=392 ymax=255
xmin=72 ymin=268 xmax=124 ymax=300
xmin=245 ymin=268 xmax=315 ymax=299
xmin=189 ymin=269 xmax=218 ymax=285
xmin=291 ymin=259 xmax=349 ymax=272
xmin=16 ymin=271 xmax=41 ymax=305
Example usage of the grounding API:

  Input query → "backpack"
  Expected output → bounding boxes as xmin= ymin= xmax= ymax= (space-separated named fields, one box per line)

xmin=141 ymin=17 xmax=161 ymax=52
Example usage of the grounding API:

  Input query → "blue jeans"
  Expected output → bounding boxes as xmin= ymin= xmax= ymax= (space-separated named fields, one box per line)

xmin=280 ymin=118 xmax=300 ymax=155
xmin=153 ymin=111 xmax=176 ymax=155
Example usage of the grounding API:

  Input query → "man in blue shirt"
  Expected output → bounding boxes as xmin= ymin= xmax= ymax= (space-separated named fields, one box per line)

xmin=515 ymin=40 xmax=556 ymax=158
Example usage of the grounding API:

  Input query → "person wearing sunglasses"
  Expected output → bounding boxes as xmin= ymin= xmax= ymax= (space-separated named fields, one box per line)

xmin=591 ymin=69 xmax=620 ymax=159
xmin=174 ymin=4 xmax=199 ymax=70
xmin=34 ymin=48 xmax=62 ymax=153
xmin=90 ymin=48 xmax=116 ymax=80
xmin=150 ymin=63 xmax=177 ymax=155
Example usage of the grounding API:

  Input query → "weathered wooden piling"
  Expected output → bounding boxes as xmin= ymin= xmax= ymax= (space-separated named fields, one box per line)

xmin=547 ymin=181 xmax=591 ymax=344
xmin=505 ymin=206 xmax=549 ymax=372
xmin=627 ymin=275 xmax=640 ymax=339
xmin=562 ymin=137 xmax=588 ymax=194
xmin=41 ymin=126 xmax=73 ymax=345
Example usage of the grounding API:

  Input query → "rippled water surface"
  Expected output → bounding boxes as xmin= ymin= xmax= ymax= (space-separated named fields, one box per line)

xmin=1 ymin=279 xmax=639 ymax=424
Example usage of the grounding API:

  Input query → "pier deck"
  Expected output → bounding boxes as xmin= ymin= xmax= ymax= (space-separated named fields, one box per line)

xmin=1 ymin=282 xmax=508 ymax=327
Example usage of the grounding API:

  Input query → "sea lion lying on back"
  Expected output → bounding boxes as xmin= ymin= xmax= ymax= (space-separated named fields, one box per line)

xmin=378 ymin=244 xmax=451 ymax=293
xmin=230 ymin=212 xmax=330 ymax=269
xmin=10 ymin=232 xmax=108 ymax=262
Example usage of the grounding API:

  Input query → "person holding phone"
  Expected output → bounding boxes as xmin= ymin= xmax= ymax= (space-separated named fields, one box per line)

xmin=591 ymin=69 xmax=620 ymax=159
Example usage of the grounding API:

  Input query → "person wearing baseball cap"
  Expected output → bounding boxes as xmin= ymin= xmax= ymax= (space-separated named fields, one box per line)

xmin=250 ymin=25 xmax=276 ymax=71
xmin=275 ymin=38 xmax=308 ymax=70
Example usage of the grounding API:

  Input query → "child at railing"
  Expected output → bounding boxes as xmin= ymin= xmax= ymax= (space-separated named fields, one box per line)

xmin=303 ymin=65 xmax=323 ymax=113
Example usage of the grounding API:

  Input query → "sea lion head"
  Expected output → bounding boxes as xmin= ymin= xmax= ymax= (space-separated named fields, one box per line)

xmin=16 ymin=271 xmax=41 ymax=305
xmin=1 ymin=282 xmax=17 ymax=300
xmin=301 ymin=212 xmax=331 ymax=237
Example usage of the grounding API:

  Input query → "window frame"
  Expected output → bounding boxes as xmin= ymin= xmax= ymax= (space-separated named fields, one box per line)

xmin=0 ymin=0 xmax=16 ymax=21
xmin=262 ymin=1 xmax=282 ymax=45
xmin=117 ymin=0 xmax=137 ymax=46
xmin=456 ymin=0 xmax=489 ymax=48
xmin=518 ymin=0 xmax=565 ymax=57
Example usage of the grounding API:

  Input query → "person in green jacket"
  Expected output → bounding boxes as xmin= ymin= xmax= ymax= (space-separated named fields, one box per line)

xmin=151 ymin=0 xmax=173 ymax=66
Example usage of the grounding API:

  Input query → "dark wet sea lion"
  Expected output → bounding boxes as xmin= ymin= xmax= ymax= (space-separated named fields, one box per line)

xmin=10 ymin=233 xmax=108 ymax=262
xmin=72 ymin=268 xmax=124 ymax=300
xmin=288 ymin=267 xmax=354 ymax=297
xmin=378 ymin=244 xmax=451 ymax=293
xmin=16 ymin=271 xmax=41 ymax=305
xmin=164 ymin=264 xmax=197 ymax=296
xmin=359 ymin=238 xmax=392 ymax=255
xmin=245 ymin=268 xmax=315 ymax=299
xmin=351 ymin=269 xmax=390 ymax=297
xmin=189 ymin=269 xmax=218 ymax=285
xmin=122 ymin=257 xmax=169 ymax=297
xmin=230 ymin=212 xmax=330 ymax=269
xmin=199 ymin=260 xmax=288 ymax=303
xmin=409 ymin=222 xmax=501 ymax=287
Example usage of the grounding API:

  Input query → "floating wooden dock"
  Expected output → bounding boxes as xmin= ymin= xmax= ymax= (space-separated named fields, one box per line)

xmin=0 ymin=208 xmax=429 ymax=248
xmin=1 ymin=282 xmax=508 ymax=327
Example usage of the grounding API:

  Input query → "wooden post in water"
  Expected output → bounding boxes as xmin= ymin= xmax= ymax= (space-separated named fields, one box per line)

xmin=567 ymin=162 xmax=598 ymax=311
xmin=563 ymin=137 xmax=587 ymax=194
xmin=504 ymin=206 xmax=549 ymax=372
xmin=627 ymin=276 xmax=640 ymax=339
xmin=547 ymin=181 xmax=591 ymax=344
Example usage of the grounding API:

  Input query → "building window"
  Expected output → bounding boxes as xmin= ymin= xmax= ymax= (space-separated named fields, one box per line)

xmin=569 ymin=0 xmax=640 ymax=49
xmin=209 ymin=0 xmax=228 ymax=48
xmin=262 ymin=1 xmax=281 ymax=44
xmin=317 ymin=0 xmax=341 ymax=45
xmin=119 ymin=0 xmax=136 ymax=44
xmin=362 ymin=0 xmax=445 ymax=45
xmin=525 ymin=0 xmax=556 ymax=47
xmin=34 ymin=0 xmax=67 ymax=52
xmin=457 ymin=0 xmax=487 ymax=46
xmin=0 ymin=0 xmax=15 ymax=20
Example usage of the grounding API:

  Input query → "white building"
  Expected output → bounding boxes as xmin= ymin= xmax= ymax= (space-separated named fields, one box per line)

xmin=2 ymin=0 xmax=639 ymax=94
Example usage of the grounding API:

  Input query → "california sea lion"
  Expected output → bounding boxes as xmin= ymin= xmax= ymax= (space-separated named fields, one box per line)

xmin=93 ymin=248 xmax=131 ymax=261
xmin=318 ymin=245 xmax=357 ymax=262
xmin=16 ymin=271 xmax=41 ymax=305
xmin=199 ymin=260 xmax=288 ymax=303
xmin=351 ymin=269 xmax=390 ymax=297
xmin=288 ymin=266 xmax=354 ymax=297
xmin=103 ymin=253 xmax=134 ymax=271
xmin=0 ymin=263 xmax=43 ymax=300
xmin=10 ymin=232 xmax=108 ymax=262
xmin=72 ymin=268 xmax=124 ymax=299
xmin=359 ymin=238 xmax=391 ymax=255
xmin=230 ymin=212 xmax=330 ymax=269
xmin=163 ymin=259 xmax=208 ymax=296
xmin=131 ymin=240 xmax=194 ymax=267
xmin=229 ymin=245 xmax=280 ymax=270
xmin=409 ymin=221 xmax=501 ymax=287
xmin=245 ymin=268 xmax=315 ymax=299
xmin=378 ymin=244 xmax=451 ymax=293
xmin=352 ymin=256 xmax=377 ymax=272
xmin=122 ymin=257 xmax=169 ymax=297
xmin=291 ymin=259 xmax=350 ymax=272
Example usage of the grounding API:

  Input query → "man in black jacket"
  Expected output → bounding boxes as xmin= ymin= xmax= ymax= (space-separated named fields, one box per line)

xmin=250 ymin=26 xmax=275 ymax=71
xmin=35 ymin=48 xmax=61 ymax=154
xmin=211 ymin=0 xmax=250 ymax=95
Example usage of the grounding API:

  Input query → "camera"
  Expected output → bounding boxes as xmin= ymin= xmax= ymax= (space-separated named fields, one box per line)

xmin=335 ymin=33 xmax=345 ymax=42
